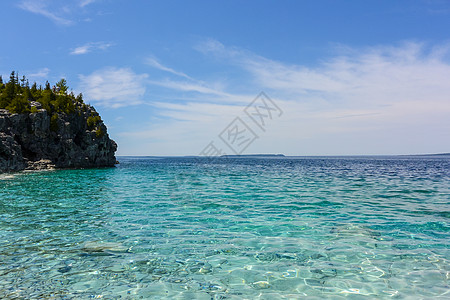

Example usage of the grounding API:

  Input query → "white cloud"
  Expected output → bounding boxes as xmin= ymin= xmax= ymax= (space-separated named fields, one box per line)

xmin=242 ymin=42 xmax=450 ymax=107
xmin=97 ymin=41 xmax=450 ymax=155
xmin=79 ymin=67 xmax=148 ymax=108
xmin=145 ymin=57 xmax=191 ymax=79
xmin=194 ymin=39 xmax=450 ymax=109
xmin=71 ymin=45 xmax=90 ymax=55
xmin=195 ymin=38 xmax=234 ymax=56
xmin=125 ymin=41 xmax=450 ymax=155
xmin=19 ymin=0 xmax=73 ymax=25
xmin=144 ymin=56 xmax=248 ymax=103
xmin=19 ymin=0 xmax=100 ymax=25
xmin=70 ymin=42 xmax=113 ymax=55
xmin=149 ymin=79 xmax=230 ymax=98
xmin=79 ymin=0 xmax=97 ymax=7
xmin=28 ymin=68 xmax=50 ymax=79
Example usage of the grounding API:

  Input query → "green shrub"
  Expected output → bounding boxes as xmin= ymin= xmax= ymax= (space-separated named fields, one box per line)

xmin=87 ymin=115 xmax=101 ymax=129
xmin=50 ymin=113 xmax=59 ymax=132
xmin=6 ymin=96 xmax=30 ymax=114
xmin=95 ymin=127 xmax=104 ymax=138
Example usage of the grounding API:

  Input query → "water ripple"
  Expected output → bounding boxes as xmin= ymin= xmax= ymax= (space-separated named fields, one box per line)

xmin=0 ymin=156 xmax=449 ymax=298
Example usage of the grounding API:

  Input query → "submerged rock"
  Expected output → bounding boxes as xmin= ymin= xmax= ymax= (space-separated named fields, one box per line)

xmin=82 ymin=241 xmax=128 ymax=253
xmin=251 ymin=281 xmax=270 ymax=289
xmin=0 ymin=105 xmax=117 ymax=172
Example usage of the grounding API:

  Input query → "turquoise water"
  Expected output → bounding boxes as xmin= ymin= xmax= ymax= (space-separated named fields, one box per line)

xmin=0 ymin=156 xmax=449 ymax=299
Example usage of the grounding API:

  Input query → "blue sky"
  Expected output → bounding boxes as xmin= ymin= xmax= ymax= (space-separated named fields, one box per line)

xmin=1 ymin=0 xmax=449 ymax=156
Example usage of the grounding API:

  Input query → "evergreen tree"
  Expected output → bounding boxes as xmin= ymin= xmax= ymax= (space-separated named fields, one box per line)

xmin=40 ymin=89 xmax=54 ymax=112
xmin=4 ymin=72 xmax=16 ymax=101
xmin=0 ymin=71 xmax=86 ymax=115
xmin=56 ymin=78 xmax=68 ymax=94
xmin=30 ymin=82 xmax=39 ymax=101
xmin=76 ymin=93 xmax=84 ymax=103
xmin=7 ymin=94 xmax=30 ymax=114
xmin=23 ymin=88 xmax=33 ymax=101
xmin=9 ymin=71 xmax=16 ymax=86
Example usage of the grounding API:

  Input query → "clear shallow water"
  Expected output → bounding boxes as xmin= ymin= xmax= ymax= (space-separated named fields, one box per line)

xmin=0 ymin=156 xmax=449 ymax=299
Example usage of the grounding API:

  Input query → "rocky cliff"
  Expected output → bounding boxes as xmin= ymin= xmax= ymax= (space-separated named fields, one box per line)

xmin=0 ymin=102 xmax=117 ymax=172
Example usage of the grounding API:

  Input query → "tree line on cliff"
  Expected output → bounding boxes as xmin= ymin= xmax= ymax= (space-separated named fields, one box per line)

xmin=0 ymin=71 xmax=102 ymax=136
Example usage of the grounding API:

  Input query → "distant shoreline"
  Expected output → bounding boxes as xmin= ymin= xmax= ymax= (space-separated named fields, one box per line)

xmin=404 ymin=153 xmax=450 ymax=156
xmin=221 ymin=154 xmax=285 ymax=158
xmin=116 ymin=153 xmax=450 ymax=158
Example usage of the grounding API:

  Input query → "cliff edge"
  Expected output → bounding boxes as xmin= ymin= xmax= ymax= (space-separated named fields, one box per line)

xmin=0 ymin=72 xmax=117 ymax=172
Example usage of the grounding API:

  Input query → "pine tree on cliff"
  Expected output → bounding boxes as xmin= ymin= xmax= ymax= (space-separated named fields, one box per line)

xmin=1 ymin=71 xmax=96 ymax=118
xmin=0 ymin=72 xmax=17 ymax=107
xmin=7 ymin=92 xmax=31 ymax=114
xmin=30 ymin=82 xmax=39 ymax=100
xmin=56 ymin=79 xmax=68 ymax=94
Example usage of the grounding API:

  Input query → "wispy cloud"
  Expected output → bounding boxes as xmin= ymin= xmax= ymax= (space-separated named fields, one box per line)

xmin=79 ymin=0 xmax=97 ymax=7
xmin=28 ymin=68 xmax=50 ymax=79
xmin=19 ymin=0 xmax=73 ymax=26
xmin=18 ymin=0 xmax=100 ymax=25
xmin=79 ymin=41 xmax=450 ymax=155
xmin=145 ymin=57 xmax=191 ymax=79
xmin=144 ymin=56 xmax=244 ymax=103
xmin=79 ymin=67 xmax=148 ymax=108
xmin=195 ymin=38 xmax=238 ymax=57
xmin=196 ymin=39 xmax=450 ymax=107
xmin=120 ymin=40 xmax=450 ymax=155
xmin=149 ymin=79 xmax=230 ymax=98
xmin=70 ymin=42 xmax=113 ymax=55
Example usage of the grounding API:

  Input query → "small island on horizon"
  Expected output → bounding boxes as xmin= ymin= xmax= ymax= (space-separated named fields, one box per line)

xmin=220 ymin=154 xmax=286 ymax=158
xmin=413 ymin=153 xmax=450 ymax=156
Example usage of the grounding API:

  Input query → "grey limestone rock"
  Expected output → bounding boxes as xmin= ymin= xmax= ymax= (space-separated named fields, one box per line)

xmin=0 ymin=105 xmax=117 ymax=172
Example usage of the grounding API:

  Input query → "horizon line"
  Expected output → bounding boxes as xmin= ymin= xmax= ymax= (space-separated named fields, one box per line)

xmin=115 ymin=153 xmax=450 ymax=158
